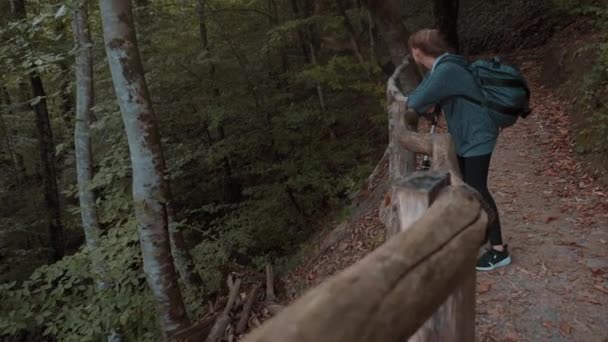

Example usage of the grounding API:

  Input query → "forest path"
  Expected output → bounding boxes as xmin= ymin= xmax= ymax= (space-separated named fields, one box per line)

xmin=473 ymin=48 xmax=608 ymax=342
xmin=282 ymin=47 xmax=608 ymax=342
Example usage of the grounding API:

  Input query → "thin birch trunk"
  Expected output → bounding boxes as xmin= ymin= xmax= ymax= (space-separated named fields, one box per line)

xmin=99 ymin=0 xmax=191 ymax=337
xmin=72 ymin=0 xmax=107 ymax=289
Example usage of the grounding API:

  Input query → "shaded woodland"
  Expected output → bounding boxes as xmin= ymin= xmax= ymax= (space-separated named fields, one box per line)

xmin=0 ymin=0 xmax=606 ymax=340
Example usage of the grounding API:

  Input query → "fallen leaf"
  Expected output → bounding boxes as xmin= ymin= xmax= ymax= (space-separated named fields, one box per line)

xmin=504 ymin=330 xmax=519 ymax=342
xmin=559 ymin=321 xmax=572 ymax=336
xmin=478 ymin=280 xmax=494 ymax=294
xmin=594 ymin=284 xmax=608 ymax=295
xmin=545 ymin=216 xmax=558 ymax=224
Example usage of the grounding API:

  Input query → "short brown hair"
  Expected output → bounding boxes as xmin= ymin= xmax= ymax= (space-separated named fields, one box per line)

xmin=408 ymin=29 xmax=454 ymax=57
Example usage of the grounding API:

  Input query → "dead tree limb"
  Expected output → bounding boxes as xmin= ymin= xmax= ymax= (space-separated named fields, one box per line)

xmin=264 ymin=264 xmax=283 ymax=315
xmin=205 ymin=275 xmax=241 ymax=342
xmin=169 ymin=313 xmax=219 ymax=342
xmin=236 ymin=283 xmax=261 ymax=334
xmin=265 ymin=264 xmax=276 ymax=303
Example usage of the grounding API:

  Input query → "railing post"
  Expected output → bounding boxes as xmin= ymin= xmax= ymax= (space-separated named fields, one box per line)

xmin=380 ymin=168 xmax=475 ymax=342
xmin=387 ymin=58 xmax=419 ymax=183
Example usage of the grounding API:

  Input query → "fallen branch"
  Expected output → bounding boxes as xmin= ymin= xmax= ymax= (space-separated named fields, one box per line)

xmin=205 ymin=275 xmax=241 ymax=342
xmin=169 ymin=313 xmax=219 ymax=342
xmin=264 ymin=264 xmax=283 ymax=316
xmin=265 ymin=264 xmax=276 ymax=303
xmin=236 ymin=283 xmax=261 ymax=334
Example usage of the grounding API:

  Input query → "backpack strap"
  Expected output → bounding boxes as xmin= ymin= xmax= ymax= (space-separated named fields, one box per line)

xmin=477 ymin=77 xmax=531 ymax=101
xmin=445 ymin=94 xmax=530 ymax=117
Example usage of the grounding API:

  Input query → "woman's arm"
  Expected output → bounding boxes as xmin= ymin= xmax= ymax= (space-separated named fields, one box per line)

xmin=407 ymin=65 xmax=463 ymax=113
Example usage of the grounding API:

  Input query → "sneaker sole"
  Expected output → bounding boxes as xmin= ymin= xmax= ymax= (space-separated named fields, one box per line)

xmin=476 ymin=256 xmax=512 ymax=271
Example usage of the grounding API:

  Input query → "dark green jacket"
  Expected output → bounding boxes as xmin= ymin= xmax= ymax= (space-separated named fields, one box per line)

xmin=407 ymin=54 xmax=499 ymax=157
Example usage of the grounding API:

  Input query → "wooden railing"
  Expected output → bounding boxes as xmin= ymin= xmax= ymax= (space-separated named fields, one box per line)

xmin=238 ymin=60 xmax=487 ymax=342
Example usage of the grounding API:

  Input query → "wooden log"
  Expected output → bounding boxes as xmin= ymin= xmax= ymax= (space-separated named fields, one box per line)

xmin=429 ymin=133 xmax=495 ymax=225
xmin=265 ymin=264 xmax=276 ymax=303
xmin=205 ymin=275 xmax=241 ymax=342
xmin=242 ymin=185 xmax=486 ymax=342
xmin=236 ymin=283 xmax=261 ymax=335
xmin=398 ymin=131 xmax=433 ymax=155
xmin=387 ymin=58 xmax=419 ymax=183
xmin=380 ymin=171 xmax=451 ymax=237
xmin=264 ymin=263 xmax=283 ymax=315
xmin=392 ymin=173 xmax=473 ymax=342
xmin=431 ymin=133 xmax=463 ymax=185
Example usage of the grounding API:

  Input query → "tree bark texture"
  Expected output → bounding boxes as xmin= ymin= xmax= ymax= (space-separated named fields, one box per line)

xmin=0 ymin=96 xmax=20 ymax=183
xmin=166 ymin=199 xmax=203 ymax=288
xmin=432 ymin=0 xmax=459 ymax=52
xmin=72 ymin=0 xmax=109 ymax=290
xmin=12 ymin=0 xmax=65 ymax=261
xmin=99 ymin=0 xmax=190 ymax=337
xmin=243 ymin=183 xmax=485 ymax=342
xmin=386 ymin=59 xmax=420 ymax=183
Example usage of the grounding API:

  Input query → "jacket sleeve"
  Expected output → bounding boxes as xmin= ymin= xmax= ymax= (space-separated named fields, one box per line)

xmin=407 ymin=65 xmax=464 ymax=113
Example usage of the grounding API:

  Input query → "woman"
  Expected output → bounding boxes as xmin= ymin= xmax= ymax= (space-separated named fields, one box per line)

xmin=406 ymin=28 xmax=511 ymax=271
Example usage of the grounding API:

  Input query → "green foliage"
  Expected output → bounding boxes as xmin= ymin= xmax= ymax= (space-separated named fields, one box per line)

xmin=575 ymin=4 xmax=608 ymax=153
xmin=0 ymin=220 xmax=161 ymax=341
xmin=1 ymin=0 xmax=386 ymax=340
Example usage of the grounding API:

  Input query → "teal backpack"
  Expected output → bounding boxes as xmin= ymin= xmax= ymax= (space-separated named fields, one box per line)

xmin=466 ymin=57 xmax=532 ymax=128
xmin=438 ymin=57 xmax=532 ymax=128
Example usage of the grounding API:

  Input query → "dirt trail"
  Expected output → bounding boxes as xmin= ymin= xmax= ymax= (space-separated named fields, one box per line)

xmin=473 ymin=48 xmax=608 ymax=341
xmin=282 ymin=45 xmax=608 ymax=342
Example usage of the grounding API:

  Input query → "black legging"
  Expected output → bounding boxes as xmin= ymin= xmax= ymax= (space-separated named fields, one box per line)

xmin=458 ymin=154 xmax=503 ymax=246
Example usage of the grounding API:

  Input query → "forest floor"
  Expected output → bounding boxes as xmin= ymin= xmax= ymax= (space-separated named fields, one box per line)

xmin=279 ymin=26 xmax=608 ymax=342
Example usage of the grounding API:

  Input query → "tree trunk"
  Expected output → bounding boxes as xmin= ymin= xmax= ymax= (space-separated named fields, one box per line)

xmin=335 ymin=0 xmax=366 ymax=66
xmin=52 ymin=15 xmax=75 ymax=127
xmin=12 ymin=0 xmax=65 ymax=261
xmin=0 ymin=88 xmax=20 ymax=184
xmin=59 ymin=61 xmax=74 ymax=127
xmin=309 ymin=42 xmax=326 ymax=113
xmin=72 ymin=0 xmax=107 ymax=287
xmin=290 ymin=0 xmax=311 ymax=63
xmin=197 ymin=1 xmax=242 ymax=204
xmin=30 ymin=72 xmax=65 ymax=261
xmin=197 ymin=0 xmax=209 ymax=50
xmin=365 ymin=0 xmax=421 ymax=176
xmin=166 ymin=190 xmax=203 ymax=288
xmin=0 ymin=106 xmax=20 ymax=185
xmin=432 ymin=0 xmax=459 ymax=52
xmin=99 ymin=0 xmax=191 ymax=337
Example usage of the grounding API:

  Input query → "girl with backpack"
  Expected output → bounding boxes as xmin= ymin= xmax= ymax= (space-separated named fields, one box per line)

xmin=405 ymin=28 xmax=512 ymax=271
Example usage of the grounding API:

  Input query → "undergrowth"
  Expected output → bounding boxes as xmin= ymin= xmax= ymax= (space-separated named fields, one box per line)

xmin=576 ymin=4 xmax=608 ymax=153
